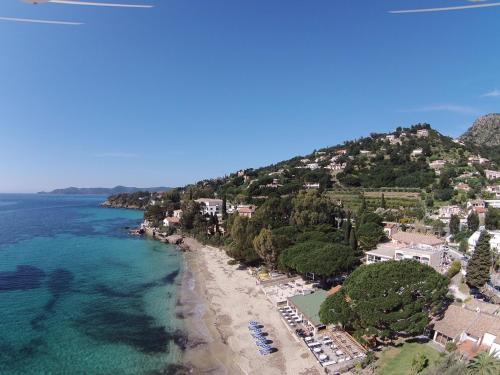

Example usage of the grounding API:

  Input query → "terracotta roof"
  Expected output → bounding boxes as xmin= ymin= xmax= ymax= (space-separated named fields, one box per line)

xmin=165 ymin=217 xmax=181 ymax=224
xmin=392 ymin=231 xmax=444 ymax=246
xmin=434 ymin=304 xmax=500 ymax=342
xmin=468 ymin=313 xmax=500 ymax=340
xmin=464 ymin=300 xmax=500 ymax=315
xmin=433 ymin=305 xmax=478 ymax=339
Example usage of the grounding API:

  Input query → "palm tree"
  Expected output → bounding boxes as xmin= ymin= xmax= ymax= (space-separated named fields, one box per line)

xmin=467 ymin=351 xmax=500 ymax=375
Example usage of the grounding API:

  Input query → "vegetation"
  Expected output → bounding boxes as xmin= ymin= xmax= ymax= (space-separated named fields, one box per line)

xmin=374 ymin=343 xmax=441 ymax=375
xmin=446 ymin=260 xmax=462 ymax=279
xmin=466 ymin=351 xmax=500 ymax=375
xmin=319 ymin=261 xmax=449 ymax=342
xmin=466 ymin=231 xmax=492 ymax=288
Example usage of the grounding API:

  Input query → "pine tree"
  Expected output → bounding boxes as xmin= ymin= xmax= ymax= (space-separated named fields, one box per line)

xmin=344 ymin=212 xmax=352 ymax=244
xmin=349 ymin=228 xmax=358 ymax=253
xmin=466 ymin=231 xmax=492 ymax=288
xmin=381 ymin=193 xmax=386 ymax=209
xmin=222 ymin=196 xmax=228 ymax=220
xmin=467 ymin=212 xmax=479 ymax=232
xmin=357 ymin=195 xmax=367 ymax=217
xmin=449 ymin=214 xmax=460 ymax=235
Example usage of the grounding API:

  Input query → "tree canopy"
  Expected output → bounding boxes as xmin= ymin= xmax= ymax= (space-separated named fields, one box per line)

xmin=279 ymin=241 xmax=358 ymax=279
xmin=466 ymin=231 xmax=492 ymax=288
xmin=319 ymin=260 xmax=449 ymax=342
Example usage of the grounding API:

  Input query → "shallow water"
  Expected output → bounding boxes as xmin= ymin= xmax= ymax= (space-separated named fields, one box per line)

xmin=0 ymin=194 xmax=184 ymax=375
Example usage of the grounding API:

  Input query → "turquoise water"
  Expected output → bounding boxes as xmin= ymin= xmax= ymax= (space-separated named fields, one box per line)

xmin=0 ymin=194 xmax=184 ymax=375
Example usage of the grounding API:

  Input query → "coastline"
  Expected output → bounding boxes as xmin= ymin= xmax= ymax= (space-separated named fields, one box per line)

xmin=177 ymin=238 xmax=322 ymax=375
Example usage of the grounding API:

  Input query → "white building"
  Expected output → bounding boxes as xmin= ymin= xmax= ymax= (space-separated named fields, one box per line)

xmin=195 ymin=198 xmax=223 ymax=217
xmin=468 ymin=230 xmax=500 ymax=254
xmin=411 ymin=148 xmax=423 ymax=156
xmin=366 ymin=244 xmax=444 ymax=271
xmin=438 ymin=205 xmax=462 ymax=219
xmin=417 ymin=129 xmax=429 ymax=137
xmin=306 ymin=163 xmax=319 ymax=170
xmin=485 ymin=170 xmax=500 ymax=181
xmin=429 ymin=160 xmax=447 ymax=171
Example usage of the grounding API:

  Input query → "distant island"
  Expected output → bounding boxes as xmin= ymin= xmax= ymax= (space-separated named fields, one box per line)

xmin=38 ymin=185 xmax=171 ymax=196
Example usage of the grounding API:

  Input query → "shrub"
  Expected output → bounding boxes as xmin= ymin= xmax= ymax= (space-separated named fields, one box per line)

xmin=446 ymin=260 xmax=462 ymax=279
xmin=227 ymin=259 xmax=239 ymax=266
xmin=445 ymin=342 xmax=457 ymax=353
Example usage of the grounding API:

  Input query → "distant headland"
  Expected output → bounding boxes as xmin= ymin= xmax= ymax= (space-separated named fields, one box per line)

xmin=38 ymin=186 xmax=171 ymax=196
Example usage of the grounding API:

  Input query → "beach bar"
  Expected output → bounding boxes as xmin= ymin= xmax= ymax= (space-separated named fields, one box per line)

xmin=287 ymin=290 xmax=328 ymax=335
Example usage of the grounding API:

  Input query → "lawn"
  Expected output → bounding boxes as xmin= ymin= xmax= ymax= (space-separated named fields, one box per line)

xmin=376 ymin=342 xmax=441 ymax=375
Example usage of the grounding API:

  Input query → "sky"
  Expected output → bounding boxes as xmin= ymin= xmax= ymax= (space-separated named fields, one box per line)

xmin=0 ymin=0 xmax=498 ymax=193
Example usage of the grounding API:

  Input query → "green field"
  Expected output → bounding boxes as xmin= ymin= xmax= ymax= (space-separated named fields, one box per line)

xmin=326 ymin=189 xmax=422 ymax=212
xmin=376 ymin=342 xmax=441 ymax=375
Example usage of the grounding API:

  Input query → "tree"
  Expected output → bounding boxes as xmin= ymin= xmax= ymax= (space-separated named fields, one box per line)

xmin=426 ymin=353 xmax=467 ymax=375
xmin=466 ymin=231 xmax=492 ymax=288
xmin=253 ymin=228 xmax=289 ymax=267
xmin=459 ymin=239 xmax=468 ymax=254
xmin=466 ymin=351 xmax=500 ymax=375
xmin=449 ymin=214 xmax=460 ymax=235
xmin=349 ymin=229 xmax=358 ymax=253
xmin=290 ymin=191 xmax=336 ymax=228
xmin=380 ymin=193 xmax=386 ymax=209
xmin=446 ymin=260 xmax=461 ymax=279
xmin=228 ymin=215 xmax=259 ymax=263
xmin=319 ymin=260 xmax=449 ymax=342
xmin=344 ymin=212 xmax=352 ymax=244
xmin=357 ymin=222 xmax=384 ymax=250
xmin=358 ymin=195 xmax=367 ymax=217
xmin=221 ymin=196 xmax=228 ymax=220
xmin=467 ymin=212 xmax=480 ymax=232
xmin=279 ymin=241 xmax=358 ymax=281
xmin=485 ymin=208 xmax=500 ymax=230
xmin=411 ymin=353 xmax=429 ymax=374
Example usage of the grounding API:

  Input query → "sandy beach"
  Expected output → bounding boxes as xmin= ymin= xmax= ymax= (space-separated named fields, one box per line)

xmin=178 ymin=238 xmax=322 ymax=375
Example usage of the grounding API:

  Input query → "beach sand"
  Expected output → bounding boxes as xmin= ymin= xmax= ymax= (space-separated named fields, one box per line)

xmin=178 ymin=238 xmax=322 ymax=375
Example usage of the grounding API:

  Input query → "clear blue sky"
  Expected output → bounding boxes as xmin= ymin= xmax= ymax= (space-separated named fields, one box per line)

xmin=0 ymin=0 xmax=498 ymax=193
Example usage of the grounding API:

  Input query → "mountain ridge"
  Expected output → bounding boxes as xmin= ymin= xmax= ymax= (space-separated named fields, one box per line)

xmin=38 ymin=185 xmax=171 ymax=196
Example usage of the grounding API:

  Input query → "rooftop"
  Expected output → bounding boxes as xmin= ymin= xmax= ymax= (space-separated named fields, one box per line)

xmin=288 ymin=290 xmax=328 ymax=326
xmin=194 ymin=198 xmax=223 ymax=205
xmin=392 ymin=231 xmax=444 ymax=246
xmin=366 ymin=247 xmax=395 ymax=258
xmin=434 ymin=304 xmax=500 ymax=343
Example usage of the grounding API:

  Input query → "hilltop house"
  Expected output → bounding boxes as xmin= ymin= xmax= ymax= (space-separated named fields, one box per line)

xmin=383 ymin=223 xmax=398 ymax=238
xmin=237 ymin=204 xmax=257 ymax=218
xmin=433 ymin=303 xmax=500 ymax=359
xmin=304 ymin=183 xmax=320 ymax=189
xmin=438 ymin=205 xmax=462 ymax=219
xmin=485 ymin=170 xmax=500 ymax=181
xmin=195 ymin=198 xmax=223 ymax=217
xmin=417 ymin=129 xmax=429 ymax=137
xmin=411 ymin=148 xmax=423 ymax=156
xmin=486 ymin=185 xmax=500 ymax=198
xmin=468 ymin=155 xmax=490 ymax=166
xmin=455 ymin=183 xmax=471 ymax=192
xmin=306 ymin=163 xmax=320 ymax=170
xmin=429 ymin=160 xmax=447 ymax=172
xmin=163 ymin=216 xmax=181 ymax=227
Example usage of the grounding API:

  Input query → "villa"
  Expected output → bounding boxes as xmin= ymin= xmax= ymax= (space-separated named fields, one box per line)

xmin=365 ymin=243 xmax=444 ymax=271
xmin=237 ymin=204 xmax=257 ymax=218
xmin=163 ymin=216 xmax=181 ymax=227
xmin=304 ymin=183 xmax=320 ymax=189
xmin=429 ymin=160 xmax=447 ymax=172
xmin=485 ymin=170 xmax=500 ymax=181
xmin=455 ymin=182 xmax=470 ymax=192
xmin=391 ymin=231 xmax=444 ymax=249
xmin=433 ymin=304 xmax=500 ymax=359
xmin=195 ymin=198 xmax=223 ymax=216
xmin=411 ymin=148 xmax=423 ymax=156
xmin=417 ymin=129 xmax=429 ymax=137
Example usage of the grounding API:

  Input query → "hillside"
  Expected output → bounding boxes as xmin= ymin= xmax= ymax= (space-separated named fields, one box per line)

xmin=460 ymin=113 xmax=500 ymax=147
xmin=109 ymin=121 xmax=499 ymax=227
xmin=39 ymin=185 xmax=171 ymax=196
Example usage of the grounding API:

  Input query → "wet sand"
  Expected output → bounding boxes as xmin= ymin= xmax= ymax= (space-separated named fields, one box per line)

xmin=177 ymin=238 xmax=321 ymax=375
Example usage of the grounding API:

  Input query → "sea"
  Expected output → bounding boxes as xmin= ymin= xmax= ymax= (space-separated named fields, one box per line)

xmin=0 ymin=194 xmax=185 ymax=375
